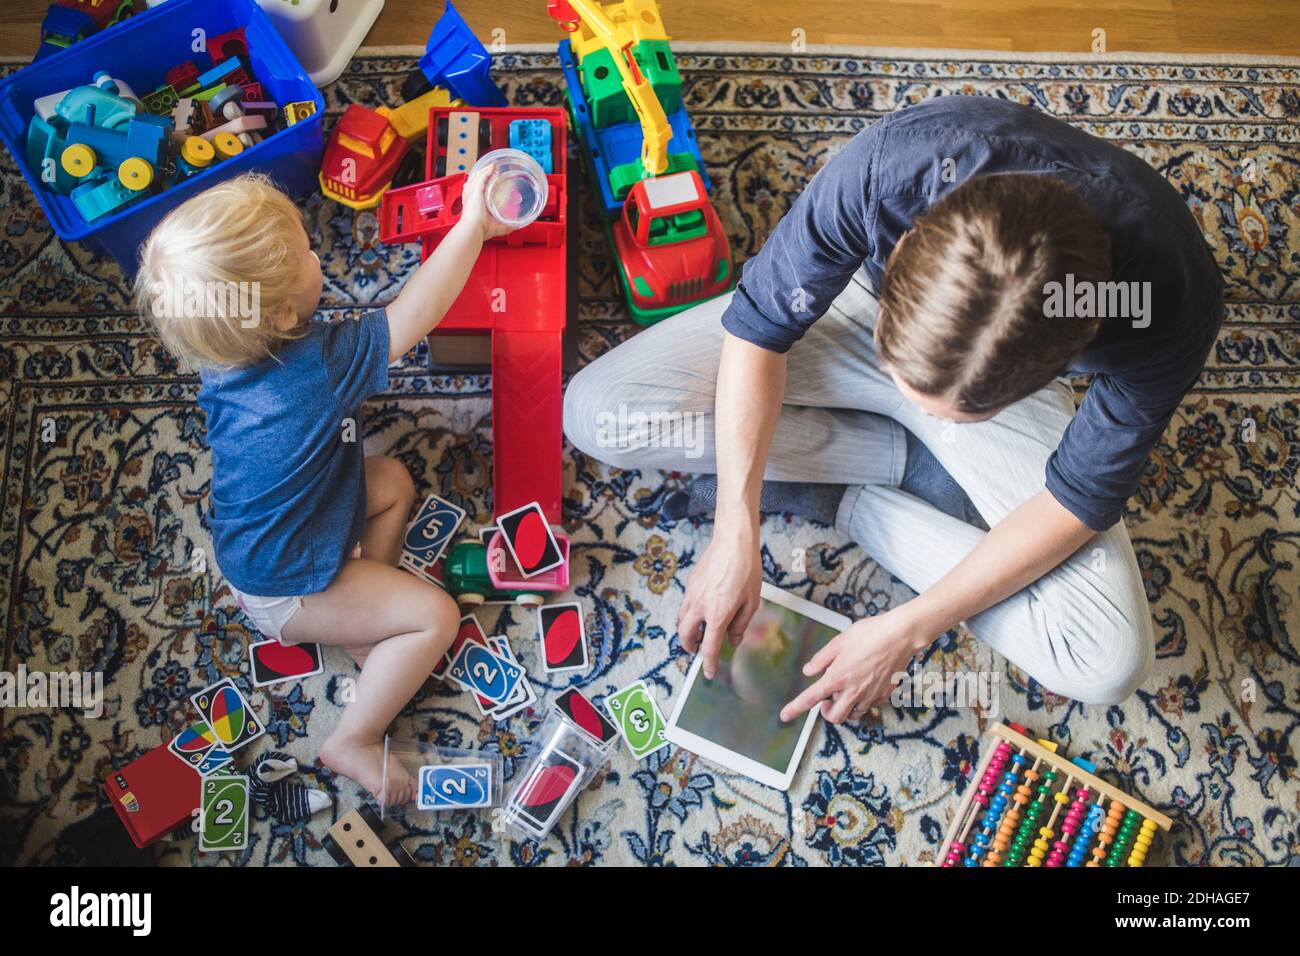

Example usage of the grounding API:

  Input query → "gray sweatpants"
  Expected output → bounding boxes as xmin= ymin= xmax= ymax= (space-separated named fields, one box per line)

xmin=563 ymin=273 xmax=1154 ymax=705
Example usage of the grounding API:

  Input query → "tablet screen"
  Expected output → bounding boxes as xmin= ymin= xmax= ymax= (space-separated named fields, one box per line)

xmin=673 ymin=597 xmax=838 ymax=772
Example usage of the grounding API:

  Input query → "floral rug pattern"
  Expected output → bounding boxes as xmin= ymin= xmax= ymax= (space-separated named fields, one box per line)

xmin=1 ymin=47 xmax=1298 ymax=866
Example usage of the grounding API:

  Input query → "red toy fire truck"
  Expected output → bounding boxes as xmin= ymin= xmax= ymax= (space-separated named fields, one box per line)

xmin=379 ymin=106 xmax=567 ymax=525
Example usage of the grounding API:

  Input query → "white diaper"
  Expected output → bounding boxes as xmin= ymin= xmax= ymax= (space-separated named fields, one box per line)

xmin=229 ymin=585 xmax=304 ymax=644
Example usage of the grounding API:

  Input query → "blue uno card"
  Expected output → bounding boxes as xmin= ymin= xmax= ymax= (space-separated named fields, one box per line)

xmin=197 ymin=747 xmax=234 ymax=776
xmin=417 ymin=763 xmax=493 ymax=810
xmin=400 ymin=494 xmax=467 ymax=584
xmin=448 ymin=642 xmax=523 ymax=704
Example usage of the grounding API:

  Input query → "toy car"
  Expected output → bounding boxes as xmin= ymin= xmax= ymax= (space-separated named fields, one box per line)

xmin=609 ymin=169 xmax=732 ymax=323
xmin=442 ymin=535 xmax=568 ymax=608
xmin=319 ymin=104 xmax=409 ymax=210
xmin=35 ymin=0 xmax=136 ymax=61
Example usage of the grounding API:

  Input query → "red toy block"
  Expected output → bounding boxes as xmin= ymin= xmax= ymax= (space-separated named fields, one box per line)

xmin=207 ymin=26 xmax=249 ymax=64
xmin=240 ymin=81 xmax=265 ymax=102
xmin=165 ymin=61 xmax=200 ymax=93
xmin=104 ymin=737 xmax=200 ymax=848
xmin=380 ymin=106 xmax=568 ymax=524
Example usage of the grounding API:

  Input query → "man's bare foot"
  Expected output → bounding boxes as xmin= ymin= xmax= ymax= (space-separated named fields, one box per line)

xmin=320 ymin=732 xmax=415 ymax=805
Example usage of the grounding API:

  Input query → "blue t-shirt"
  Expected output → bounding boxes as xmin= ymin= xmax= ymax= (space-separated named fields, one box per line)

xmin=721 ymin=95 xmax=1225 ymax=531
xmin=198 ymin=310 xmax=391 ymax=595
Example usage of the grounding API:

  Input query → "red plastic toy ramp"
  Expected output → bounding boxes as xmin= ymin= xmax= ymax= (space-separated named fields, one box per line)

xmin=491 ymin=329 xmax=563 ymax=524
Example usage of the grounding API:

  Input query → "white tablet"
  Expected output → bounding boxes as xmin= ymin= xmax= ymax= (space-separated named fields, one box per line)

xmin=665 ymin=582 xmax=851 ymax=791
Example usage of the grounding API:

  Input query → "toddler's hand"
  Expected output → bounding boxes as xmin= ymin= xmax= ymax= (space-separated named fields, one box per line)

xmin=459 ymin=161 xmax=516 ymax=241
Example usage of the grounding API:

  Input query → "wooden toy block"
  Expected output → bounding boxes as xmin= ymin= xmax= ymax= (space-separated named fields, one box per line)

xmin=446 ymin=110 xmax=481 ymax=174
xmin=321 ymin=805 xmax=414 ymax=867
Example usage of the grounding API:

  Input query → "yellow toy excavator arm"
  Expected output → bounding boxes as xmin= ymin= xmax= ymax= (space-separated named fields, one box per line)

xmin=550 ymin=0 xmax=672 ymax=176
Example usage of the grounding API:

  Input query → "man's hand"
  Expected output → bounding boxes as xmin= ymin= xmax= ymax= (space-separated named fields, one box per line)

xmin=676 ymin=524 xmax=762 ymax=679
xmin=780 ymin=606 xmax=930 ymax=724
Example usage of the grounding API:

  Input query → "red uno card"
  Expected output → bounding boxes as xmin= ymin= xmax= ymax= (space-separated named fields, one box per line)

xmin=537 ymin=602 xmax=588 ymax=673
xmin=552 ymin=688 xmax=618 ymax=746
xmin=495 ymin=502 xmax=564 ymax=578
xmin=249 ymin=639 xmax=323 ymax=688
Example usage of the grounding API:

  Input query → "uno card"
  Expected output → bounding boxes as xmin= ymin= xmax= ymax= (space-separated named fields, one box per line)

xmin=605 ymin=680 xmax=669 ymax=759
xmin=417 ymin=763 xmax=493 ymax=810
xmin=435 ymin=613 xmax=490 ymax=681
xmin=400 ymin=494 xmax=466 ymax=584
xmin=448 ymin=641 xmax=523 ymax=705
xmin=537 ymin=602 xmax=588 ymax=673
xmin=167 ymin=719 xmax=219 ymax=770
xmin=199 ymin=772 xmax=249 ymax=852
xmin=553 ymin=688 xmax=619 ymax=746
xmin=488 ymin=637 xmax=535 ymax=721
xmin=508 ymin=748 xmax=585 ymax=835
xmin=249 ymin=639 xmax=323 ymax=688
xmin=190 ymin=677 xmax=264 ymax=752
xmin=196 ymin=746 xmax=235 ymax=777
xmin=495 ymin=502 xmax=564 ymax=578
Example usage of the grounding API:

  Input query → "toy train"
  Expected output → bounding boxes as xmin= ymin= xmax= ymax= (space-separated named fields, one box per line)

xmin=941 ymin=722 xmax=1173 ymax=867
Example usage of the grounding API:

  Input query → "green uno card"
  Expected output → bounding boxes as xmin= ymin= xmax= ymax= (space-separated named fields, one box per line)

xmin=199 ymin=773 xmax=249 ymax=852
xmin=605 ymin=680 xmax=669 ymax=760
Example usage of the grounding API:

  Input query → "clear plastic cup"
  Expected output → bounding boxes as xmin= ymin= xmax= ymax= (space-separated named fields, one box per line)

xmin=473 ymin=148 xmax=548 ymax=229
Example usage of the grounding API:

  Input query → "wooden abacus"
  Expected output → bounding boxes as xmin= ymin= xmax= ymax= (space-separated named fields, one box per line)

xmin=940 ymin=722 xmax=1172 ymax=867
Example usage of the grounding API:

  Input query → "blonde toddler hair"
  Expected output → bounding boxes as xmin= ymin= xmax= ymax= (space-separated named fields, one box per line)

xmin=134 ymin=173 xmax=311 ymax=369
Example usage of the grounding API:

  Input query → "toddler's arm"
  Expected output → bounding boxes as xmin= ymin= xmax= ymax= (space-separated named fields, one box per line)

xmin=385 ymin=162 xmax=515 ymax=361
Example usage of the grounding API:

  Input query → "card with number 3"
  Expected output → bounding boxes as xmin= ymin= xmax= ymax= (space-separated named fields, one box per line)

xmin=605 ymin=680 xmax=669 ymax=759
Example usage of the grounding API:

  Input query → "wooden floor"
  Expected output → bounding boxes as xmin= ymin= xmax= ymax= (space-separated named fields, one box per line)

xmin=2 ymin=0 xmax=1298 ymax=58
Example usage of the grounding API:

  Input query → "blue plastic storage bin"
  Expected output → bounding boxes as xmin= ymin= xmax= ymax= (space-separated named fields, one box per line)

xmin=0 ymin=0 xmax=325 ymax=274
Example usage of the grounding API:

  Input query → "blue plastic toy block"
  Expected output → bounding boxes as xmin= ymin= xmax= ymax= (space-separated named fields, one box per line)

xmin=195 ymin=56 xmax=241 ymax=90
xmin=418 ymin=1 xmax=506 ymax=108
xmin=55 ymin=80 xmax=137 ymax=129
xmin=71 ymin=174 xmax=140 ymax=222
xmin=508 ymin=118 xmax=552 ymax=173
xmin=24 ymin=114 xmax=78 ymax=194
xmin=557 ymin=39 xmax=711 ymax=218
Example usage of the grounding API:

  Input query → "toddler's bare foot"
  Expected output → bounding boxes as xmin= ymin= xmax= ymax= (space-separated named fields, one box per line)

xmin=320 ymin=732 xmax=415 ymax=805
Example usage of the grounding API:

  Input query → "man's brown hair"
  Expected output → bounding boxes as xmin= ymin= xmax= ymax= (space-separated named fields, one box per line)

xmin=876 ymin=173 xmax=1111 ymax=413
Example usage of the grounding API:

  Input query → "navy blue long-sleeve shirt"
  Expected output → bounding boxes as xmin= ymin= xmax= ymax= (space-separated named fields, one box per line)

xmin=721 ymin=95 xmax=1224 ymax=531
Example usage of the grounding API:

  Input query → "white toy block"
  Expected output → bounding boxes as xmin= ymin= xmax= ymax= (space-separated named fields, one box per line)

xmin=255 ymin=0 xmax=385 ymax=87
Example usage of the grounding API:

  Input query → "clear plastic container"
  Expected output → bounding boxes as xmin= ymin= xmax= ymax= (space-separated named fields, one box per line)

xmin=474 ymin=148 xmax=548 ymax=229
xmin=495 ymin=709 xmax=615 ymax=840
xmin=380 ymin=737 xmax=504 ymax=821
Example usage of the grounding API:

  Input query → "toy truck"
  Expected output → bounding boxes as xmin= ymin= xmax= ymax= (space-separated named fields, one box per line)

xmin=36 ymin=0 xmax=136 ymax=60
xmin=549 ymin=0 xmax=732 ymax=324
xmin=379 ymin=105 xmax=568 ymax=527
xmin=442 ymin=534 xmax=569 ymax=608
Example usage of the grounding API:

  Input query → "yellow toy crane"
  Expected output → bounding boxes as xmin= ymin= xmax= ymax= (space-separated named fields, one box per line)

xmin=547 ymin=0 xmax=672 ymax=176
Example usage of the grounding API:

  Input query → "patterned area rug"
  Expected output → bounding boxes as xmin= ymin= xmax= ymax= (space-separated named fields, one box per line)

xmin=1 ymin=45 xmax=1298 ymax=867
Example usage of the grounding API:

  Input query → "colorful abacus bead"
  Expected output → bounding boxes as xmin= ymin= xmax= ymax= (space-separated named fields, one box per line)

xmin=1047 ymin=786 xmax=1090 ymax=866
xmin=1067 ymin=802 xmax=1105 ymax=866
xmin=1106 ymin=808 xmax=1143 ymax=866
xmin=1004 ymin=768 xmax=1056 ymax=867
xmin=1089 ymin=800 xmax=1126 ymax=866
xmin=1127 ymin=818 xmax=1159 ymax=867
xmin=943 ymin=840 xmax=966 ymax=866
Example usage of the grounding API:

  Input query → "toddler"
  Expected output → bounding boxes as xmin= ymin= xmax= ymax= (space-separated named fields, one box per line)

xmin=135 ymin=166 xmax=514 ymax=800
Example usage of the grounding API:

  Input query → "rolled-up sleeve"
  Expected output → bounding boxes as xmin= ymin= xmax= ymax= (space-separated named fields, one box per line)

xmin=721 ymin=123 xmax=882 ymax=352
